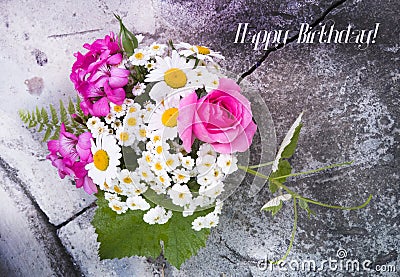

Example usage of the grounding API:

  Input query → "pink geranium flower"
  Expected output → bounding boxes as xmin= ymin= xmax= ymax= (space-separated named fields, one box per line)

xmin=70 ymin=33 xmax=130 ymax=117
xmin=177 ymin=78 xmax=257 ymax=154
xmin=46 ymin=123 xmax=97 ymax=194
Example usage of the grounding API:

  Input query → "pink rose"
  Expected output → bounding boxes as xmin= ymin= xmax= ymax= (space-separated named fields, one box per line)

xmin=178 ymin=78 xmax=257 ymax=154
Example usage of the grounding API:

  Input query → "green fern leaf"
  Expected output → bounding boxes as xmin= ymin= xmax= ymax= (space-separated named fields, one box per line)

xmin=60 ymin=100 xmax=68 ymax=124
xmin=41 ymin=108 xmax=49 ymax=124
xmin=49 ymin=104 xmax=59 ymax=125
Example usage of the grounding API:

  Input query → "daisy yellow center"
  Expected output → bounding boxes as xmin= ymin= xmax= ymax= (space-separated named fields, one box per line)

xmin=113 ymin=105 xmax=123 ymax=112
xmin=178 ymin=193 xmax=185 ymax=199
xmin=120 ymin=132 xmax=129 ymax=141
xmin=123 ymin=176 xmax=132 ymax=184
xmin=166 ymin=159 xmax=174 ymax=167
xmin=159 ymin=176 xmax=165 ymax=183
xmin=164 ymin=68 xmax=187 ymax=89
xmin=155 ymin=162 xmax=163 ymax=171
xmin=134 ymin=52 xmax=144 ymax=60
xmin=127 ymin=117 xmax=137 ymax=126
xmin=139 ymin=129 xmax=146 ymax=137
xmin=114 ymin=185 xmax=123 ymax=194
xmin=93 ymin=150 xmax=109 ymax=171
xmin=130 ymin=203 xmax=136 ymax=207
xmin=161 ymin=107 xmax=179 ymax=127
xmin=153 ymin=135 xmax=161 ymax=142
xmin=196 ymin=45 xmax=211 ymax=55
xmin=129 ymin=107 xmax=137 ymax=113
xmin=113 ymin=205 xmax=122 ymax=211
xmin=152 ymin=45 xmax=160 ymax=50
xmin=103 ymin=182 xmax=110 ymax=190
xmin=142 ymin=171 xmax=148 ymax=178
xmin=156 ymin=146 xmax=163 ymax=154
xmin=178 ymin=174 xmax=185 ymax=180
xmin=145 ymin=155 xmax=152 ymax=163
xmin=226 ymin=161 xmax=231 ymax=166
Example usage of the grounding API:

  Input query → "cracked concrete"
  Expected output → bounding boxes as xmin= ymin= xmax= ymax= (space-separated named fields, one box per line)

xmin=0 ymin=0 xmax=398 ymax=276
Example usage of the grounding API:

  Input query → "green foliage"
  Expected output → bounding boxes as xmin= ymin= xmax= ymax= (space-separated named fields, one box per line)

xmin=18 ymin=97 xmax=87 ymax=141
xmin=92 ymin=191 xmax=212 ymax=269
xmin=114 ymin=14 xmax=138 ymax=57
xmin=298 ymin=199 xmax=316 ymax=218
xmin=269 ymin=160 xmax=292 ymax=193
xmin=262 ymin=200 xmax=283 ymax=216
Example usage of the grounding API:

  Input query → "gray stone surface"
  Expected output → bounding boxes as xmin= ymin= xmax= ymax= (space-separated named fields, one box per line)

xmin=0 ymin=0 xmax=398 ymax=276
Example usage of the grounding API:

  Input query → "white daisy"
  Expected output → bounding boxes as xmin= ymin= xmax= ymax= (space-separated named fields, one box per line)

xmin=176 ymin=42 xmax=225 ymax=62
xmin=86 ymin=134 xmax=122 ymax=186
xmin=111 ymin=119 xmax=123 ymax=130
xmin=148 ymin=42 xmax=167 ymax=56
xmin=147 ymin=94 xmax=180 ymax=140
xmin=104 ymin=113 xmax=116 ymax=124
xmin=110 ymin=103 xmax=126 ymax=117
xmin=91 ymin=122 xmax=109 ymax=138
xmin=129 ymin=48 xmax=150 ymax=66
xmin=123 ymin=113 xmax=141 ymax=130
xmin=145 ymin=50 xmax=195 ymax=103
xmin=136 ymin=125 xmax=148 ymax=141
xmin=126 ymin=196 xmax=150 ymax=211
xmin=115 ymin=128 xmax=135 ymax=146
xmin=168 ymin=184 xmax=192 ymax=207
xmin=163 ymin=152 xmax=179 ymax=171
xmin=145 ymin=61 xmax=156 ymax=71
xmin=143 ymin=206 xmax=172 ymax=225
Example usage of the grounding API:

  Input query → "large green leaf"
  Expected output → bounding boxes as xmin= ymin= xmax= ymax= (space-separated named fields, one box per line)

xmin=92 ymin=191 xmax=212 ymax=269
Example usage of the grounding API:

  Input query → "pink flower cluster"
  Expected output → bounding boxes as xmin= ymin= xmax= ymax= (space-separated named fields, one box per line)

xmin=70 ymin=33 xmax=129 ymax=117
xmin=46 ymin=123 xmax=97 ymax=194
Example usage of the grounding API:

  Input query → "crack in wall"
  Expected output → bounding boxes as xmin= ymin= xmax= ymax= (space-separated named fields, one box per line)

xmin=47 ymin=28 xmax=103 ymax=38
xmin=237 ymin=0 xmax=348 ymax=84
xmin=0 ymin=156 xmax=83 ymax=277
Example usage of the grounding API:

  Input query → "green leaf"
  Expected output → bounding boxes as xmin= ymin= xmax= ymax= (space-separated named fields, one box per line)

xmin=271 ymin=113 xmax=303 ymax=173
xmin=41 ymin=108 xmax=49 ymax=124
xmin=76 ymin=96 xmax=85 ymax=118
xmin=59 ymin=100 xmax=68 ymax=124
xmin=43 ymin=127 xmax=52 ymax=142
xmin=49 ymin=104 xmax=59 ymax=125
xmin=298 ymin=199 xmax=316 ymax=218
xmin=261 ymin=194 xmax=292 ymax=216
xmin=92 ymin=191 xmax=211 ymax=269
xmin=269 ymin=159 xmax=292 ymax=192
xmin=114 ymin=14 xmax=138 ymax=57
xmin=281 ymin=124 xmax=302 ymax=159
xmin=68 ymin=98 xmax=76 ymax=115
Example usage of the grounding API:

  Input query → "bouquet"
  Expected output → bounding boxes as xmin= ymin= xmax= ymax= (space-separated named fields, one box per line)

xmin=19 ymin=15 xmax=372 ymax=269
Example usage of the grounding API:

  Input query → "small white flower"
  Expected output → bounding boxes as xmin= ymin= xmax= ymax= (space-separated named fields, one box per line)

xmin=115 ymin=128 xmax=135 ymax=146
xmin=111 ymin=119 xmax=123 ymax=130
xmin=124 ymin=113 xmax=141 ymax=130
xmin=199 ymin=181 xmax=224 ymax=198
xmin=148 ymin=42 xmax=167 ymax=56
xmin=145 ymin=61 xmax=156 ymax=71
xmin=126 ymin=196 xmax=150 ymax=211
xmin=196 ymin=154 xmax=216 ymax=175
xmin=217 ymin=154 xmax=238 ymax=174
xmin=110 ymin=103 xmax=126 ymax=118
xmin=198 ymin=143 xmax=217 ymax=157
xmin=132 ymin=82 xmax=146 ymax=96
xmin=143 ymin=206 xmax=172 ymax=225
xmin=163 ymin=153 xmax=179 ymax=171
xmin=203 ymin=212 xmax=220 ymax=228
xmin=108 ymin=199 xmax=128 ymax=214
xmin=86 ymin=117 xmax=101 ymax=130
xmin=192 ymin=216 xmax=207 ymax=231
xmin=172 ymin=169 xmax=191 ymax=184
xmin=91 ymin=122 xmax=109 ymax=138
xmin=104 ymin=192 xmax=120 ymax=202
xmin=180 ymin=155 xmax=195 ymax=170
xmin=104 ymin=113 xmax=116 ymax=124
xmin=169 ymin=184 xmax=192 ymax=207
xmin=129 ymin=48 xmax=150 ymax=66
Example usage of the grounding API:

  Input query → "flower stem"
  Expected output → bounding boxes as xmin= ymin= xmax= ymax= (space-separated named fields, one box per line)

xmin=271 ymin=161 xmax=353 ymax=181
xmin=269 ymin=197 xmax=298 ymax=265
xmin=247 ymin=161 xmax=274 ymax=169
